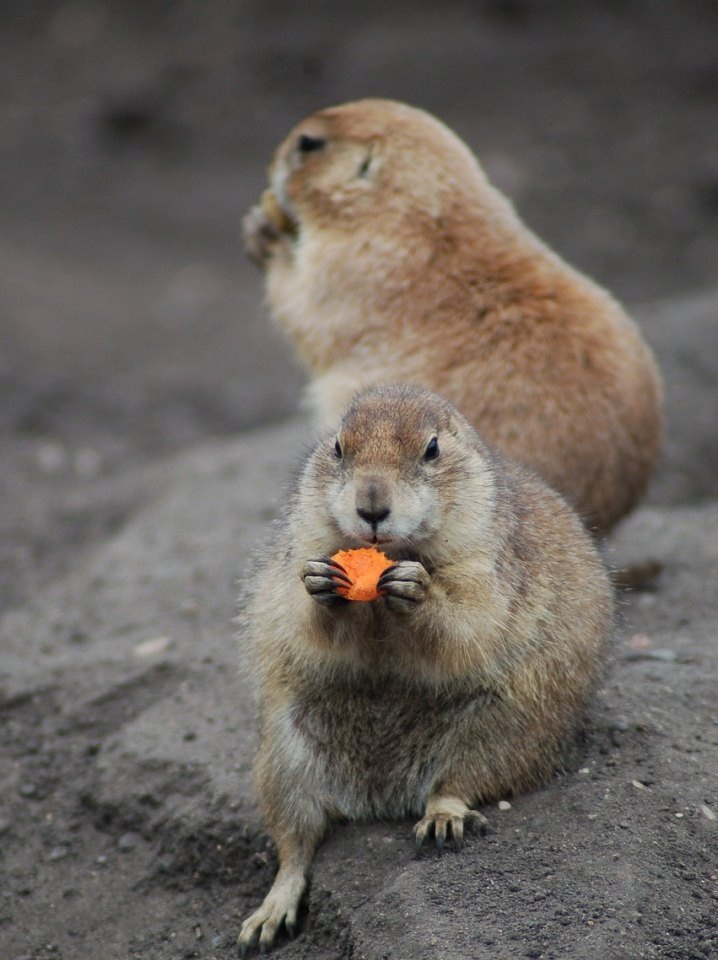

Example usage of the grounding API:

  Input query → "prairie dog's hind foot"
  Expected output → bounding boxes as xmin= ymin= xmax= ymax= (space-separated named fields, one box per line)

xmin=238 ymin=864 xmax=306 ymax=956
xmin=414 ymin=795 xmax=488 ymax=857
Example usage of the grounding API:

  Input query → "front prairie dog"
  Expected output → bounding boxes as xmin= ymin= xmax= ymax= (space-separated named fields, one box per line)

xmin=243 ymin=98 xmax=662 ymax=534
xmin=238 ymin=385 xmax=612 ymax=954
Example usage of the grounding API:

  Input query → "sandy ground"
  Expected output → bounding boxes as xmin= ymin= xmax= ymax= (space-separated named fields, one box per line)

xmin=1 ymin=2 xmax=717 ymax=959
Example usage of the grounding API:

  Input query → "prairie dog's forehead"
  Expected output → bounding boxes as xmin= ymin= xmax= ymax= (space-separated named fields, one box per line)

xmin=300 ymin=100 xmax=406 ymax=139
xmin=274 ymin=107 xmax=367 ymax=159
xmin=338 ymin=387 xmax=454 ymax=453
xmin=278 ymin=100 xmax=435 ymax=156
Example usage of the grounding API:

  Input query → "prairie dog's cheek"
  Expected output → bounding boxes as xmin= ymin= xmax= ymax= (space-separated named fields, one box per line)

xmin=389 ymin=483 xmax=440 ymax=540
xmin=270 ymin=166 xmax=298 ymax=223
xmin=327 ymin=482 xmax=355 ymax=536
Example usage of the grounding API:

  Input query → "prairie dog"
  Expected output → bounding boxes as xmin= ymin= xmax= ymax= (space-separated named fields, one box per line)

xmin=243 ymin=98 xmax=663 ymax=534
xmin=238 ymin=385 xmax=612 ymax=954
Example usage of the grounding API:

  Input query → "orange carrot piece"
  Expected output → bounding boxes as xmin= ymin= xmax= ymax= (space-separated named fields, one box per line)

xmin=330 ymin=548 xmax=393 ymax=602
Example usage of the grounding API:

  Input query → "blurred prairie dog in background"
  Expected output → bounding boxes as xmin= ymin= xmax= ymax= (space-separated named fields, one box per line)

xmin=243 ymin=98 xmax=662 ymax=534
xmin=238 ymin=385 xmax=613 ymax=954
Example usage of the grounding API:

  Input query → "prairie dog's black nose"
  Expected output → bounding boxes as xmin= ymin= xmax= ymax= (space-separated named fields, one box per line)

xmin=356 ymin=476 xmax=391 ymax=528
xmin=357 ymin=505 xmax=391 ymax=526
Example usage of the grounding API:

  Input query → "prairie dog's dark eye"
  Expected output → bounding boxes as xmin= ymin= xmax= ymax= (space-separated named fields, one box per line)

xmin=424 ymin=437 xmax=440 ymax=461
xmin=297 ymin=134 xmax=326 ymax=154
xmin=334 ymin=438 xmax=343 ymax=459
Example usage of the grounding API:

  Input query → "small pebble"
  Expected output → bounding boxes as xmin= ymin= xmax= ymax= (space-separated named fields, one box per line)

xmin=578 ymin=768 xmax=590 ymax=775
xmin=133 ymin=636 xmax=171 ymax=658
xmin=118 ymin=831 xmax=142 ymax=852
xmin=48 ymin=845 xmax=69 ymax=862
xmin=623 ymin=648 xmax=677 ymax=663
xmin=36 ymin=442 xmax=67 ymax=473
xmin=628 ymin=632 xmax=653 ymax=651
xmin=96 ymin=855 xmax=109 ymax=866
xmin=675 ymin=813 xmax=684 ymax=819
xmin=618 ymin=821 xmax=630 ymax=829
xmin=0 ymin=817 xmax=11 ymax=835
xmin=18 ymin=783 xmax=37 ymax=799
xmin=498 ymin=800 xmax=512 ymax=811
xmin=631 ymin=780 xmax=647 ymax=790
xmin=700 ymin=805 xmax=715 ymax=821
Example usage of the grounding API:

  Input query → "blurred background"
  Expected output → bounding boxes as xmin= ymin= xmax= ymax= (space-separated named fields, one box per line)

xmin=2 ymin=0 xmax=718 ymax=606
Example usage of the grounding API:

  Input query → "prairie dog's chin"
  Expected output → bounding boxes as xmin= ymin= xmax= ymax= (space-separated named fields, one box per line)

xmin=366 ymin=535 xmax=398 ymax=548
xmin=342 ymin=531 xmax=418 ymax=557
xmin=343 ymin=531 xmax=396 ymax=548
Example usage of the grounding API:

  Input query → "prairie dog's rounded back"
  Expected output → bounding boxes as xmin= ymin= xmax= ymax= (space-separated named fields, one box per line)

xmin=244 ymin=98 xmax=663 ymax=534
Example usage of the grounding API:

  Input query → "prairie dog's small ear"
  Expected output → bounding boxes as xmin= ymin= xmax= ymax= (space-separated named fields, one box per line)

xmin=356 ymin=142 xmax=381 ymax=179
xmin=448 ymin=413 xmax=461 ymax=437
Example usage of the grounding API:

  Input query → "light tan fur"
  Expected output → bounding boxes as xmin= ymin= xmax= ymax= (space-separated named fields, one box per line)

xmin=238 ymin=385 xmax=613 ymax=953
xmin=243 ymin=98 xmax=663 ymax=534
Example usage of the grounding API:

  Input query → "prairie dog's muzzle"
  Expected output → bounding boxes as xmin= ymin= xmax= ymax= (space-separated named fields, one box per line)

xmin=355 ymin=473 xmax=392 ymax=530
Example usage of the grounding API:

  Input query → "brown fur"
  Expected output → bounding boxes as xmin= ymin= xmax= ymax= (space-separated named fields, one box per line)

xmin=243 ymin=98 xmax=663 ymax=534
xmin=237 ymin=385 xmax=613 ymax=953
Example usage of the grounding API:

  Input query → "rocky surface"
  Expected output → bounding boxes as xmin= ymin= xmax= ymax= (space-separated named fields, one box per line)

xmin=1 ymin=3 xmax=717 ymax=959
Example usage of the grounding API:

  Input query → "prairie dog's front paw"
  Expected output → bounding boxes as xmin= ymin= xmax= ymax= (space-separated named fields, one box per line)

xmin=242 ymin=204 xmax=285 ymax=267
xmin=301 ymin=556 xmax=351 ymax=607
xmin=378 ymin=560 xmax=430 ymax=613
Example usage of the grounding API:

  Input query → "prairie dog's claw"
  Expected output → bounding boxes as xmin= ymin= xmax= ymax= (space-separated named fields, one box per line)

xmin=414 ymin=796 xmax=487 ymax=857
